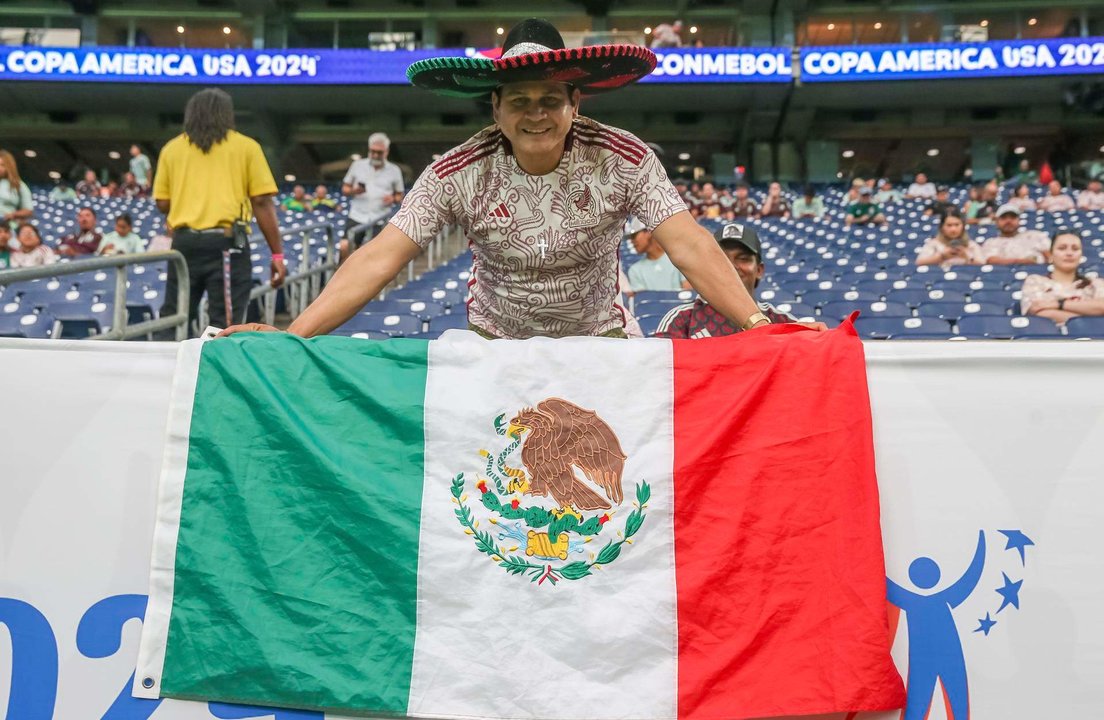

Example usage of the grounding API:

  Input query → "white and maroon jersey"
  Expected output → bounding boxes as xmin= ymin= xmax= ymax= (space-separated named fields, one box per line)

xmin=390 ymin=116 xmax=686 ymax=339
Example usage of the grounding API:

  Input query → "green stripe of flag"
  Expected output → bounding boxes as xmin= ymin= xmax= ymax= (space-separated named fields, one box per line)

xmin=162 ymin=334 xmax=428 ymax=712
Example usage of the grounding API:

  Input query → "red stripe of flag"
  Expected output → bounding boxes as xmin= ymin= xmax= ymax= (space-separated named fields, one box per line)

xmin=672 ymin=321 xmax=906 ymax=718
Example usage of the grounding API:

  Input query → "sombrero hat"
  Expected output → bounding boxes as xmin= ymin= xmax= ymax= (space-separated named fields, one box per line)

xmin=407 ymin=18 xmax=657 ymax=99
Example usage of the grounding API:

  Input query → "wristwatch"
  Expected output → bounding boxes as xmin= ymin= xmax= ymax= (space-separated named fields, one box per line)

xmin=742 ymin=311 xmax=771 ymax=330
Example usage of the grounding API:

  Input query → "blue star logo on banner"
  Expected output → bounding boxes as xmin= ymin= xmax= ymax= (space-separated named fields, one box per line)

xmin=974 ymin=612 xmax=997 ymax=636
xmin=995 ymin=572 xmax=1023 ymax=613
xmin=998 ymin=529 xmax=1034 ymax=565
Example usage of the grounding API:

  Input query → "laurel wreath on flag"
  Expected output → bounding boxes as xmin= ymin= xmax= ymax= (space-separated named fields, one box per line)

xmin=451 ymin=473 xmax=650 ymax=585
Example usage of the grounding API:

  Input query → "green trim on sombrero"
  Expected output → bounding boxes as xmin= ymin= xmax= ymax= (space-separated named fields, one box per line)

xmin=407 ymin=56 xmax=498 ymax=99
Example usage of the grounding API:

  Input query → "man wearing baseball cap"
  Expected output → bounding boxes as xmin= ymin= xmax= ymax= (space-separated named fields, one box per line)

xmin=845 ymin=186 xmax=886 ymax=225
xmin=981 ymin=204 xmax=1051 ymax=265
xmin=654 ymin=223 xmax=814 ymax=338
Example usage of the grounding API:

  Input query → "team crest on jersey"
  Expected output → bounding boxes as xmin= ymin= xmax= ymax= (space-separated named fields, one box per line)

xmin=449 ymin=398 xmax=649 ymax=586
xmin=563 ymin=184 xmax=600 ymax=229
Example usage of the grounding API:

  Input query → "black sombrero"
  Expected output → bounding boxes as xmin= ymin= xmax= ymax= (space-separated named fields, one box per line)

xmin=407 ymin=18 xmax=657 ymax=99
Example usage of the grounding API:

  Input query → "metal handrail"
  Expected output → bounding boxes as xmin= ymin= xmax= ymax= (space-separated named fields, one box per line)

xmin=0 ymin=251 xmax=190 ymax=341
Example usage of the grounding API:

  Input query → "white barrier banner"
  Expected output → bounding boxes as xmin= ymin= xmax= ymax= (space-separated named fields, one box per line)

xmin=1 ymin=339 xmax=1102 ymax=719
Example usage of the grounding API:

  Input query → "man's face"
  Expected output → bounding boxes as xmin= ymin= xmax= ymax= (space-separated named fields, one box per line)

xmin=85 ymin=170 xmax=96 ymax=183
xmin=936 ymin=190 xmax=949 ymax=201
xmin=996 ymin=213 xmax=1020 ymax=236
xmin=77 ymin=209 xmax=95 ymax=231
xmin=1048 ymin=181 xmax=1062 ymax=195
xmin=493 ymin=81 xmax=579 ymax=162
xmin=1091 ymin=181 xmax=1103 ymax=194
xmin=701 ymin=183 xmax=715 ymax=197
xmin=124 ymin=172 xmax=135 ymax=184
xmin=293 ymin=185 xmax=306 ymax=199
xmin=368 ymin=142 xmax=388 ymax=168
xmin=130 ymin=145 xmax=140 ymax=157
xmin=723 ymin=245 xmax=763 ymax=295
xmin=315 ymin=185 xmax=328 ymax=198
xmin=630 ymin=230 xmax=652 ymax=254
xmin=735 ymin=186 xmax=748 ymax=199
xmin=115 ymin=218 xmax=131 ymax=235
xmin=916 ymin=173 xmax=928 ymax=185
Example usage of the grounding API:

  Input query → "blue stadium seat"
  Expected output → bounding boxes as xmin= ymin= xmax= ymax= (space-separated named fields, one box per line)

xmin=854 ymin=316 xmax=952 ymax=339
xmin=956 ymin=315 xmax=1061 ymax=339
xmin=428 ymin=313 xmax=470 ymax=333
xmin=820 ymin=300 xmax=911 ymax=321
xmin=637 ymin=314 xmax=667 ymax=337
xmin=631 ymin=290 xmax=696 ymax=306
xmin=1063 ymin=317 xmax=1104 ymax=339
xmin=771 ymin=301 xmax=818 ymax=320
xmin=799 ymin=289 xmax=881 ymax=308
xmin=0 ymin=311 xmax=57 ymax=339
xmin=336 ymin=313 xmax=422 ymax=338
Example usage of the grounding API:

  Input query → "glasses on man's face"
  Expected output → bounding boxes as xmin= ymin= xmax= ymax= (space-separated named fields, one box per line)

xmin=368 ymin=148 xmax=385 ymax=156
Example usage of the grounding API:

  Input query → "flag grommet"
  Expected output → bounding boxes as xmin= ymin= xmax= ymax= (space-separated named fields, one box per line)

xmin=142 ymin=677 xmax=155 ymax=689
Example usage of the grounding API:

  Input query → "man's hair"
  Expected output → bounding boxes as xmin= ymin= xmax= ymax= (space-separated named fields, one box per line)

xmin=116 ymin=212 xmax=133 ymax=226
xmin=79 ymin=206 xmax=96 ymax=217
xmin=368 ymin=132 xmax=391 ymax=150
xmin=183 ymin=88 xmax=235 ymax=153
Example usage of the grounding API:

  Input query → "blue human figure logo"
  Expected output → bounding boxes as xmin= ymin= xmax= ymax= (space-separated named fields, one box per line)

xmin=887 ymin=530 xmax=986 ymax=720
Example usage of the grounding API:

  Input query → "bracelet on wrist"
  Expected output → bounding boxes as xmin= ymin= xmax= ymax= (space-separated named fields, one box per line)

xmin=271 ymin=253 xmax=285 ymax=262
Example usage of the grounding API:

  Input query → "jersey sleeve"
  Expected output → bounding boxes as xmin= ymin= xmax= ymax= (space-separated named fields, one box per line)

xmin=653 ymin=304 xmax=692 ymax=339
xmin=388 ymin=164 xmax=454 ymax=249
xmin=245 ymin=140 xmax=279 ymax=197
xmin=626 ymin=150 xmax=687 ymax=232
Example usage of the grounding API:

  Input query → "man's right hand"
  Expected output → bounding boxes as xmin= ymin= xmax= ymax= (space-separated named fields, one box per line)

xmin=216 ymin=323 xmax=282 ymax=338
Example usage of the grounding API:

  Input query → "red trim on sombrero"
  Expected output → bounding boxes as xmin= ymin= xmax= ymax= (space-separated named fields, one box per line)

xmin=492 ymin=44 xmax=655 ymax=72
xmin=574 ymin=126 xmax=646 ymax=164
xmin=432 ymin=132 xmax=502 ymax=178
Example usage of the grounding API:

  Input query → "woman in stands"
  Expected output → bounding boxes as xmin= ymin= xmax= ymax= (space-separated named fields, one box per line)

xmin=0 ymin=149 xmax=35 ymax=230
xmin=11 ymin=223 xmax=57 ymax=267
xmin=1020 ymin=229 xmax=1104 ymax=325
xmin=916 ymin=209 xmax=984 ymax=269
xmin=1008 ymin=183 xmax=1037 ymax=213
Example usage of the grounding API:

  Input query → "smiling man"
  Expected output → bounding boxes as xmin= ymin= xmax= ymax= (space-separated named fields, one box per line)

xmin=654 ymin=223 xmax=806 ymax=339
xmin=221 ymin=18 xmax=774 ymax=340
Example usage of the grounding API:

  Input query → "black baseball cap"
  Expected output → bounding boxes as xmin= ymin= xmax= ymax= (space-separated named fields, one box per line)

xmin=714 ymin=223 xmax=761 ymax=257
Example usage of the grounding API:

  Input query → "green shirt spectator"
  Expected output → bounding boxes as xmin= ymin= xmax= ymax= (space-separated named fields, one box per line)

xmin=845 ymin=189 xmax=886 ymax=225
xmin=792 ymin=195 xmax=825 ymax=219
xmin=0 ymin=149 xmax=35 ymax=230
xmin=280 ymin=184 xmax=312 ymax=212
xmin=97 ymin=213 xmax=145 ymax=254
xmin=49 ymin=183 xmax=78 ymax=202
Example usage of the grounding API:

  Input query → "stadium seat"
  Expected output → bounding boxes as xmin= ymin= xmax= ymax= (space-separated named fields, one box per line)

xmin=956 ymin=315 xmax=1061 ymax=339
xmin=637 ymin=314 xmax=667 ymax=337
xmin=854 ymin=316 xmax=952 ymax=339
xmin=1063 ymin=317 xmax=1104 ymax=339
xmin=336 ymin=313 xmax=422 ymax=337
xmin=0 ymin=311 xmax=57 ymax=339
xmin=428 ymin=313 xmax=470 ymax=333
xmin=820 ymin=300 xmax=911 ymax=321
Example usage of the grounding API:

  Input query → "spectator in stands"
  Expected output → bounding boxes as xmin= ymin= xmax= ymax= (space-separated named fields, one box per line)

xmin=654 ymin=223 xmax=805 ymax=338
xmin=759 ymin=182 xmax=791 ymax=219
xmin=101 ymin=180 xmax=118 ymax=199
xmin=1078 ymin=179 xmax=1104 ymax=211
xmin=48 ymin=182 xmax=77 ymax=203
xmin=905 ymin=173 xmax=937 ymax=200
xmin=874 ymin=178 xmax=902 ymax=205
xmin=1037 ymin=181 xmax=1075 ymax=212
xmin=962 ymin=184 xmax=985 ymax=219
xmin=154 ymin=88 xmax=286 ymax=336
xmin=75 ymin=169 xmax=101 ymax=197
xmin=792 ymin=185 xmax=824 ymax=220
xmin=0 ymin=150 xmax=34 ymax=230
xmin=281 ymin=185 xmax=313 ymax=212
xmin=1011 ymin=159 xmax=1038 ymax=186
xmin=650 ymin=20 xmax=683 ymax=48
xmin=116 ymin=172 xmax=145 ymax=199
xmin=130 ymin=144 xmax=153 ymax=189
xmin=1008 ymin=183 xmax=1037 ymax=212
xmin=843 ymin=178 xmax=864 ymax=206
xmin=924 ymin=186 xmax=955 ymax=217
xmin=1020 ymin=230 xmax=1104 ymax=325
xmin=11 ymin=223 xmax=57 ymax=267
xmin=968 ymin=182 xmax=1001 ymax=224
xmin=731 ymin=183 xmax=758 ymax=218
xmin=982 ymin=205 xmax=1050 ymax=265
xmin=313 ymin=184 xmax=339 ymax=210
xmin=56 ymin=206 xmax=103 ymax=257
xmin=625 ymin=219 xmax=687 ymax=292
xmin=97 ymin=213 xmax=145 ymax=255
xmin=916 ymin=209 xmax=984 ymax=269
xmin=0 ymin=224 xmax=12 ymax=269
xmin=220 ymin=19 xmax=778 ymax=340
xmin=697 ymin=182 xmax=721 ymax=219
xmin=845 ymin=187 xmax=886 ymax=225
xmin=341 ymin=131 xmax=405 ymax=262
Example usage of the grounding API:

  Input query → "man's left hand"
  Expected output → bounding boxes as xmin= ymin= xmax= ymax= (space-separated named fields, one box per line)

xmin=270 ymin=258 xmax=287 ymax=288
xmin=797 ymin=321 xmax=829 ymax=331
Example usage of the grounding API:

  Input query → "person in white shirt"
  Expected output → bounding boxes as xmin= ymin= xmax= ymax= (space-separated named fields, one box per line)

xmin=625 ymin=219 xmax=688 ymax=293
xmin=1037 ymin=180 xmax=1075 ymax=212
xmin=129 ymin=144 xmax=153 ymax=189
xmin=339 ymin=132 xmax=405 ymax=262
xmin=1076 ymin=179 xmax=1104 ymax=211
xmin=98 ymin=213 xmax=146 ymax=255
xmin=905 ymin=173 xmax=936 ymax=200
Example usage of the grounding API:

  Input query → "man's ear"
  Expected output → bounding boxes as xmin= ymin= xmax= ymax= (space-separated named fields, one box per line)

xmin=571 ymin=87 xmax=581 ymax=117
xmin=491 ymin=89 xmax=501 ymax=123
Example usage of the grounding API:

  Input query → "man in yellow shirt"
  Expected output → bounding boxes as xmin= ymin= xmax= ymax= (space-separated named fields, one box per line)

xmin=154 ymin=88 xmax=286 ymax=336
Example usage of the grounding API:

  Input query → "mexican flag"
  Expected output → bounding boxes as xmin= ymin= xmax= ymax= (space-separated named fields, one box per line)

xmin=135 ymin=323 xmax=905 ymax=719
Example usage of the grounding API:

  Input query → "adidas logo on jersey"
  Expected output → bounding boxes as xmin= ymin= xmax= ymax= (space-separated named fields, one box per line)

xmin=488 ymin=202 xmax=511 ymax=219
